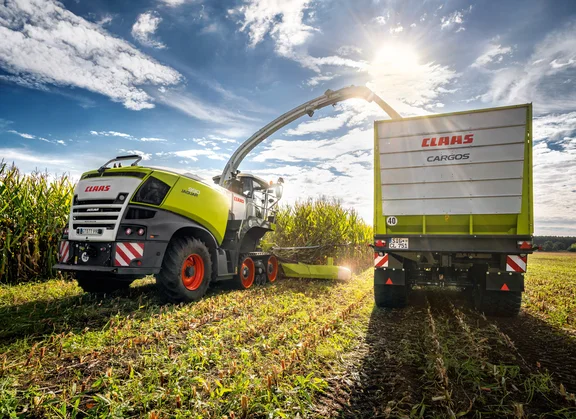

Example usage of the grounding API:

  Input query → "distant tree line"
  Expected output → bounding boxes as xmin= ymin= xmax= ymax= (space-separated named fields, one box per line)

xmin=534 ymin=236 xmax=576 ymax=252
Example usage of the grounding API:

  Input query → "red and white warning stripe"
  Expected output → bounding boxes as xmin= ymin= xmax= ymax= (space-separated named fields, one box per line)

xmin=115 ymin=242 xmax=145 ymax=267
xmin=58 ymin=241 xmax=70 ymax=263
xmin=506 ymin=255 xmax=527 ymax=273
xmin=374 ymin=252 xmax=388 ymax=268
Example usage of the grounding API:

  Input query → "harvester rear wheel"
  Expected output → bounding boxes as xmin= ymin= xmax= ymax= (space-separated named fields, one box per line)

xmin=75 ymin=272 xmax=133 ymax=293
xmin=374 ymin=284 xmax=407 ymax=308
xmin=266 ymin=255 xmax=279 ymax=283
xmin=235 ymin=256 xmax=256 ymax=289
xmin=157 ymin=237 xmax=212 ymax=303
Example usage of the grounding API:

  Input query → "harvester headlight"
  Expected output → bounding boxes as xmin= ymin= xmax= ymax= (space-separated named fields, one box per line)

xmin=125 ymin=228 xmax=133 ymax=235
xmin=137 ymin=228 xmax=145 ymax=236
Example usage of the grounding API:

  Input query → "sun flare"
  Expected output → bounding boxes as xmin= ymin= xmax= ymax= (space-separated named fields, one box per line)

xmin=372 ymin=43 xmax=420 ymax=70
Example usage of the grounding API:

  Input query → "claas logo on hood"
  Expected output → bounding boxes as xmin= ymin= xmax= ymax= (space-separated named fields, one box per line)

xmin=85 ymin=185 xmax=111 ymax=192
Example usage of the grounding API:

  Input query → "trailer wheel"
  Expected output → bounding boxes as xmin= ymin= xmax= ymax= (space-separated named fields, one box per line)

xmin=157 ymin=237 xmax=212 ymax=303
xmin=475 ymin=288 xmax=522 ymax=317
xmin=235 ymin=256 xmax=256 ymax=289
xmin=76 ymin=272 xmax=133 ymax=293
xmin=266 ymin=255 xmax=279 ymax=283
xmin=374 ymin=284 xmax=407 ymax=308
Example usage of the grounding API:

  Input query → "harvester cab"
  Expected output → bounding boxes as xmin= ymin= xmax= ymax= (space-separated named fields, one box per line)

xmin=54 ymin=85 xmax=400 ymax=303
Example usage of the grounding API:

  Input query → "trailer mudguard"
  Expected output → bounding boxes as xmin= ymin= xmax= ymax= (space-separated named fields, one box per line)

xmin=485 ymin=272 xmax=524 ymax=292
xmin=374 ymin=268 xmax=406 ymax=286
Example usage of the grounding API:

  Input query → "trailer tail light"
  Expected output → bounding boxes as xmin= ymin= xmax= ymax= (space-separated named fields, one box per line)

xmin=375 ymin=239 xmax=386 ymax=247
xmin=517 ymin=241 xmax=532 ymax=250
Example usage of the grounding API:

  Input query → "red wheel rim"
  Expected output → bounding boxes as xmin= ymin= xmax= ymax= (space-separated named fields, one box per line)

xmin=240 ymin=257 xmax=255 ymax=289
xmin=181 ymin=254 xmax=205 ymax=291
xmin=267 ymin=255 xmax=278 ymax=282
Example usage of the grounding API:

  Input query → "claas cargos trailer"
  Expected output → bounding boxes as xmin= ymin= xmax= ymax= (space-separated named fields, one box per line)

xmin=373 ymin=104 xmax=534 ymax=316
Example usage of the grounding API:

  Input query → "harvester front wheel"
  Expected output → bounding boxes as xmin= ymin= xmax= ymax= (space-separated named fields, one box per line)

xmin=374 ymin=284 xmax=407 ymax=308
xmin=75 ymin=272 xmax=133 ymax=293
xmin=235 ymin=256 xmax=256 ymax=289
xmin=157 ymin=237 xmax=212 ymax=303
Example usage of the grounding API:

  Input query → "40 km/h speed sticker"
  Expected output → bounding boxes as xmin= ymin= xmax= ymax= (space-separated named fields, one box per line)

xmin=386 ymin=216 xmax=398 ymax=226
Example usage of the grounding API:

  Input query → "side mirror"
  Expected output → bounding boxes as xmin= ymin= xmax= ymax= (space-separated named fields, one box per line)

xmin=269 ymin=184 xmax=283 ymax=200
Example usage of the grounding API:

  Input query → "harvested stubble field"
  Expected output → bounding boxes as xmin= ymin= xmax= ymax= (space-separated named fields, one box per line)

xmin=1 ymin=253 xmax=575 ymax=418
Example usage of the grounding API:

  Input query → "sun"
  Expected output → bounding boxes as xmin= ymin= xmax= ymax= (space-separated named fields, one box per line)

xmin=372 ymin=43 xmax=420 ymax=71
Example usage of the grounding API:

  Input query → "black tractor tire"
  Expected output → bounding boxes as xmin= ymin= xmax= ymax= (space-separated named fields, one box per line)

xmin=374 ymin=284 xmax=408 ymax=308
xmin=75 ymin=272 xmax=133 ymax=294
xmin=475 ymin=288 xmax=522 ymax=317
xmin=156 ymin=237 xmax=212 ymax=303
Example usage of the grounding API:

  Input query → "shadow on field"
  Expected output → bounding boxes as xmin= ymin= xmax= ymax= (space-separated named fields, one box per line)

xmin=338 ymin=288 xmax=576 ymax=417
xmin=490 ymin=311 xmax=576 ymax=393
xmin=0 ymin=281 xmax=160 ymax=346
xmin=0 ymin=276 xmax=340 ymax=348
xmin=338 ymin=290 xmax=428 ymax=418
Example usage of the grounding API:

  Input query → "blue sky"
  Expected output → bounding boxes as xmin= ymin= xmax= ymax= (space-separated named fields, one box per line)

xmin=1 ymin=0 xmax=575 ymax=235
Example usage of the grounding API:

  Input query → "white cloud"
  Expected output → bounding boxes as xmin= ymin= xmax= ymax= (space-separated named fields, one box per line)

xmin=532 ymin=137 xmax=576 ymax=235
xmin=120 ymin=149 xmax=152 ymax=160
xmin=158 ymin=0 xmax=189 ymax=6
xmin=472 ymin=43 xmax=512 ymax=68
xmin=8 ymin=130 xmax=35 ymax=140
xmin=155 ymin=90 xmax=259 ymax=125
xmin=533 ymin=111 xmax=576 ymax=141
xmin=253 ymin=128 xmax=372 ymax=163
xmin=0 ymin=148 xmax=100 ymax=178
xmin=374 ymin=14 xmax=388 ymax=25
xmin=172 ymin=149 xmax=227 ymax=161
xmin=200 ymin=23 xmax=220 ymax=35
xmin=131 ymin=11 xmax=165 ymax=49
xmin=90 ymin=130 xmax=132 ymax=138
xmin=389 ymin=25 xmax=403 ymax=34
xmin=140 ymin=137 xmax=167 ymax=142
xmin=96 ymin=14 xmax=114 ymax=26
xmin=306 ymin=74 xmax=335 ymax=86
xmin=482 ymin=22 xmax=576 ymax=113
xmin=250 ymin=141 xmax=375 ymax=221
xmin=284 ymin=115 xmax=346 ymax=136
xmin=0 ymin=0 xmax=181 ymax=110
xmin=7 ymin=129 xmax=65 ymax=145
xmin=90 ymin=131 xmax=168 ymax=142
xmin=233 ymin=0 xmax=316 ymax=56
xmin=337 ymin=46 xmax=362 ymax=56
xmin=440 ymin=7 xmax=471 ymax=32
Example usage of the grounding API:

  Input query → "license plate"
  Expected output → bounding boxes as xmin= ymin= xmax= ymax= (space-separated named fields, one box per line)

xmin=77 ymin=228 xmax=102 ymax=236
xmin=389 ymin=238 xmax=409 ymax=249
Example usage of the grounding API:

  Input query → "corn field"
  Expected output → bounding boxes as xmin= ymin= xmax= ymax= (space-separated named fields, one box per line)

xmin=266 ymin=198 xmax=373 ymax=272
xmin=0 ymin=162 xmax=73 ymax=284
